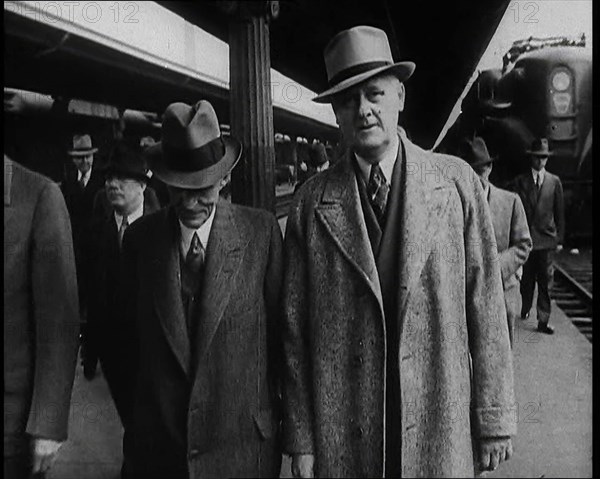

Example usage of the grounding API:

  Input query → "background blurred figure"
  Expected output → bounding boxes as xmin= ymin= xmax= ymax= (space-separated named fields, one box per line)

xmin=61 ymin=134 xmax=104 ymax=379
xmin=4 ymin=156 xmax=80 ymax=478
xmin=512 ymin=138 xmax=565 ymax=335
xmin=460 ymin=137 xmax=532 ymax=345
xmin=83 ymin=142 xmax=160 ymax=478
xmin=140 ymin=136 xmax=170 ymax=207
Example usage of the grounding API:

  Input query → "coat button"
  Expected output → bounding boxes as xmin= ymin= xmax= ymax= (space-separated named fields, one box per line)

xmin=189 ymin=449 xmax=200 ymax=459
xmin=354 ymin=426 xmax=364 ymax=438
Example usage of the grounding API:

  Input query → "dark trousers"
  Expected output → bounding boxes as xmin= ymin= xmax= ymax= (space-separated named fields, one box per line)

xmin=4 ymin=452 xmax=45 ymax=479
xmin=520 ymin=249 xmax=554 ymax=325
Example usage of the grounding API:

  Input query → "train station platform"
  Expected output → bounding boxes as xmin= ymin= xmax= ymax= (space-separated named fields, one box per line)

xmin=48 ymin=298 xmax=591 ymax=479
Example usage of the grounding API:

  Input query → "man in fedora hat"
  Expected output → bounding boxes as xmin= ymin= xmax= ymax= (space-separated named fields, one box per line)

xmin=82 ymin=141 xmax=161 ymax=477
xmin=282 ymin=26 xmax=516 ymax=478
xmin=121 ymin=100 xmax=283 ymax=478
xmin=512 ymin=138 xmax=565 ymax=334
xmin=460 ymin=136 xmax=532 ymax=346
xmin=61 ymin=133 xmax=105 ymax=379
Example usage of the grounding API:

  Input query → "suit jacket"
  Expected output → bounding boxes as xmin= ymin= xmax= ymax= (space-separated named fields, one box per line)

xmin=4 ymin=158 xmax=80 ymax=456
xmin=512 ymin=170 xmax=565 ymax=250
xmin=487 ymin=183 xmax=532 ymax=344
xmin=282 ymin=129 xmax=516 ymax=477
xmin=121 ymin=201 xmax=283 ymax=478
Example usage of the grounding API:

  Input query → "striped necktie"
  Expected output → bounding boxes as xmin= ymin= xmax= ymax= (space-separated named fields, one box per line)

xmin=118 ymin=215 xmax=129 ymax=249
xmin=367 ymin=163 xmax=390 ymax=226
xmin=186 ymin=232 xmax=205 ymax=275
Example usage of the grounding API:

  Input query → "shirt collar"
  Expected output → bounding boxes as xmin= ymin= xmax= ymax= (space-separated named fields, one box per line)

xmin=354 ymin=133 xmax=400 ymax=185
xmin=179 ymin=204 xmax=217 ymax=256
xmin=531 ymin=167 xmax=545 ymax=181
xmin=77 ymin=168 xmax=92 ymax=185
xmin=114 ymin=201 xmax=144 ymax=229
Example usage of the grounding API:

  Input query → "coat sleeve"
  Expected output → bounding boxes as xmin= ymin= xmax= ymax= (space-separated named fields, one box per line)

xmin=26 ymin=181 xmax=80 ymax=442
xmin=281 ymin=198 xmax=316 ymax=455
xmin=498 ymin=194 xmax=532 ymax=283
xmin=554 ymin=177 xmax=565 ymax=244
xmin=460 ymin=174 xmax=517 ymax=439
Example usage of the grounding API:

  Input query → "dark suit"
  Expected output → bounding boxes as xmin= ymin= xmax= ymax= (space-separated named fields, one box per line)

xmin=513 ymin=170 xmax=565 ymax=324
xmin=84 ymin=191 xmax=160 ymax=424
xmin=4 ymin=158 xmax=80 ymax=477
xmin=487 ymin=184 xmax=532 ymax=344
xmin=61 ymin=167 xmax=105 ymax=307
xmin=121 ymin=201 xmax=283 ymax=479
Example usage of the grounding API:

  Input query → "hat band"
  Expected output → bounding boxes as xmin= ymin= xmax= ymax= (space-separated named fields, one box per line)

xmin=162 ymin=136 xmax=226 ymax=172
xmin=328 ymin=61 xmax=392 ymax=88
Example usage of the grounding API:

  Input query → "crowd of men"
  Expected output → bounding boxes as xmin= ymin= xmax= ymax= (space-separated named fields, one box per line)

xmin=4 ymin=25 xmax=565 ymax=479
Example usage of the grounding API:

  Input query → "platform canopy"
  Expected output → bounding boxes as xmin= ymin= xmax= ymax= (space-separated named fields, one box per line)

xmin=159 ymin=0 xmax=510 ymax=148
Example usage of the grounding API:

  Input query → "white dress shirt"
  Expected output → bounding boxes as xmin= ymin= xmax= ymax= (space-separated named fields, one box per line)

xmin=114 ymin=202 xmax=144 ymax=230
xmin=178 ymin=205 xmax=217 ymax=257
xmin=77 ymin=169 xmax=92 ymax=188
xmin=531 ymin=167 xmax=545 ymax=188
xmin=354 ymin=133 xmax=400 ymax=185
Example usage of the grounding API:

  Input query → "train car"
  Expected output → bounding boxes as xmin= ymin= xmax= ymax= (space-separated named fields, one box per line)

xmin=442 ymin=35 xmax=592 ymax=244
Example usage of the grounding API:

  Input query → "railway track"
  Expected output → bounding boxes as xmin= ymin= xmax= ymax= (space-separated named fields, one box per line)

xmin=551 ymin=255 xmax=593 ymax=342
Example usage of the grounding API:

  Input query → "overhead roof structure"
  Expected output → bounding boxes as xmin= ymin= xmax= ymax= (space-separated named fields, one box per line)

xmin=159 ymin=0 xmax=510 ymax=148
xmin=5 ymin=0 xmax=510 ymax=148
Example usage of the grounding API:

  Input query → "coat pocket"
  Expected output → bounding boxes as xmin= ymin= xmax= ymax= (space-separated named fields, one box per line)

xmin=252 ymin=409 xmax=277 ymax=441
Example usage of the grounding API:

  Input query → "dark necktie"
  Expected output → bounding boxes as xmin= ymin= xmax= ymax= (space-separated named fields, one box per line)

xmin=186 ymin=232 xmax=205 ymax=275
xmin=535 ymin=173 xmax=541 ymax=191
xmin=78 ymin=175 xmax=86 ymax=190
xmin=118 ymin=215 xmax=129 ymax=249
xmin=367 ymin=163 xmax=390 ymax=226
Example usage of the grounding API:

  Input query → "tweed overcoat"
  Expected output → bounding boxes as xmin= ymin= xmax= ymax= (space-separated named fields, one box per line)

xmin=121 ymin=201 xmax=283 ymax=479
xmin=282 ymin=130 xmax=517 ymax=478
xmin=4 ymin=158 xmax=80 ymax=456
xmin=512 ymin=171 xmax=564 ymax=250
xmin=487 ymin=184 xmax=532 ymax=344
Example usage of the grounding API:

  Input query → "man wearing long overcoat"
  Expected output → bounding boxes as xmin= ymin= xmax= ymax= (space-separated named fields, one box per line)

xmin=459 ymin=137 xmax=532 ymax=345
xmin=121 ymin=101 xmax=283 ymax=478
xmin=282 ymin=26 xmax=516 ymax=478
xmin=4 ymin=156 xmax=80 ymax=478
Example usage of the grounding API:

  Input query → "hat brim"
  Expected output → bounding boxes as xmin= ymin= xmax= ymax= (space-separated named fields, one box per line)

xmin=67 ymin=148 xmax=98 ymax=156
xmin=313 ymin=62 xmax=416 ymax=104
xmin=145 ymin=137 xmax=242 ymax=189
xmin=526 ymin=150 xmax=554 ymax=156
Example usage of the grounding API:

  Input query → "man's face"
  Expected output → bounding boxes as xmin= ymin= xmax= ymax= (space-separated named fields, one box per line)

xmin=332 ymin=75 xmax=405 ymax=160
xmin=105 ymin=176 xmax=146 ymax=214
xmin=167 ymin=176 xmax=228 ymax=229
xmin=72 ymin=154 xmax=94 ymax=174
xmin=531 ymin=155 xmax=548 ymax=171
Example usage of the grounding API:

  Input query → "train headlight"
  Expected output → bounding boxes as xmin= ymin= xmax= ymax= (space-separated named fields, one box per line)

xmin=552 ymin=71 xmax=571 ymax=91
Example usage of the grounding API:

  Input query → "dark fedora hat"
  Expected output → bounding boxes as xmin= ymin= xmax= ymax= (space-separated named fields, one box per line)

xmin=103 ymin=142 xmax=148 ymax=182
xmin=145 ymin=100 xmax=242 ymax=189
xmin=526 ymin=137 xmax=553 ymax=156
xmin=459 ymin=136 xmax=494 ymax=168
xmin=313 ymin=26 xmax=416 ymax=104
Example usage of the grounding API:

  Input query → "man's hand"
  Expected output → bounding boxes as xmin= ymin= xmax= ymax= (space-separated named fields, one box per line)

xmin=291 ymin=454 xmax=315 ymax=478
xmin=477 ymin=437 xmax=512 ymax=472
xmin=32 ymin=438 xmax=63 ymax=475
xmin=556 ymin=244 xmax=563 ymax=252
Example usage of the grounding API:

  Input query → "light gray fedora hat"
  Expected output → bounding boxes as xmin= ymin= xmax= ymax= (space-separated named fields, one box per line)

xmin=313 ymin=25 xmax=416 ymax=103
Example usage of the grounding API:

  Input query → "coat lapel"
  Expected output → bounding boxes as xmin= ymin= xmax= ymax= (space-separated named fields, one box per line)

xmin=397 ymin=132 xmax=453 ymax=324
xmin=194 ymin=201 xmax=247 ymax=363
xmin=152 ymin=209 xmax=191 ymax=377
xmin=315 ymin=156 xmax=384 ymax=316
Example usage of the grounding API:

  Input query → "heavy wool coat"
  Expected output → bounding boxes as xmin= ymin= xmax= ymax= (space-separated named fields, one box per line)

xmin=512 ymin=171 xmax=565 ymax=250
xmin=282 ymin=130 xmax=517 ymax=478
xmin=487 ymin=183 xmax=532 ymax=344
xmin=121 ymin=201 xmax=283 ymax=479
xmin=4 ymin=157 xmax=80 ymax=456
